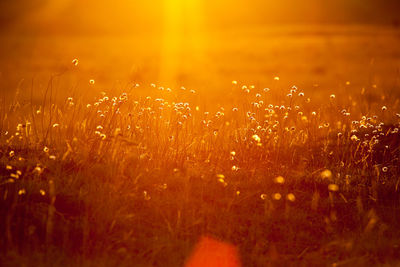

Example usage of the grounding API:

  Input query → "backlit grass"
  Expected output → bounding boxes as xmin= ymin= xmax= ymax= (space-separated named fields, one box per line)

xmin=1 ymin=72 xmax=400 ymax=266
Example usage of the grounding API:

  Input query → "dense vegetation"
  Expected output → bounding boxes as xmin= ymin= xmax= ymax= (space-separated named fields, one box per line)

xmin=1 ymin=77 xmax=399 ymax=266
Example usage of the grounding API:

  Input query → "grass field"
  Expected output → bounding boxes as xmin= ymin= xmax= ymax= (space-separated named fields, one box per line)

xmin=1 ymin=25 xmax=400 ymax=99
xmin=1 ymin=24 xmax=400 ymax=266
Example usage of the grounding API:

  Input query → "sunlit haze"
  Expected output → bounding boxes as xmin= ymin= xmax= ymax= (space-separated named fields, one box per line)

xmin=1 ymin=1 xmax=400 ymax=266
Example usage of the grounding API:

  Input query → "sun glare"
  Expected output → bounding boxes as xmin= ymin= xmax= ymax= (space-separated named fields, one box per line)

xmin=160 ymin=0 xmax=206 ymax=86
xmin=1 ymin=0 xmax=400 ymax=266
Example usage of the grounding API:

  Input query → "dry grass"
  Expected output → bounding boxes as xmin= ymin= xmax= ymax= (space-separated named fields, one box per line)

xmin=0 ymin=25 xmax=400 ymax=266
xmin=1 ymin=73 xmax=400 ymax=266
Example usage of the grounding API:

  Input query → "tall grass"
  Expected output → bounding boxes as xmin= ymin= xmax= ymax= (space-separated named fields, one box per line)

xmin=0 ymin=77 xmax=400 ymax=266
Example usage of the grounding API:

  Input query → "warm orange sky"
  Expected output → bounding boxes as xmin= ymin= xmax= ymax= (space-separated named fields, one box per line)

xmin=1 ymin=0 xmax=400 ymax=34
xmin=1 ymin=0 xmax=399 ymax=95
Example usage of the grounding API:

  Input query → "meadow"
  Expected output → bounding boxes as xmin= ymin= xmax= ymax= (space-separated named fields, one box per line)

xmin=1 ymin=25 xmax=400 ymax=266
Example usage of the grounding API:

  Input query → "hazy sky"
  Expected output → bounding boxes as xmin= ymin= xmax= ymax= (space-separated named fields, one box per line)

xmin=1 ymin=0 xmax=399 ymax=34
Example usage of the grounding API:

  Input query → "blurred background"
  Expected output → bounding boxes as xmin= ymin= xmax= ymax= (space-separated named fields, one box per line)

xmin=0 ymin=0 xmax=399 ymax=101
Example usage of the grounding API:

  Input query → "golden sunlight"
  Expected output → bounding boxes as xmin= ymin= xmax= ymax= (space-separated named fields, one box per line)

xmin=1 ymin=0 xmax=400 ymax=266
xmin=160 ymin=0 xmax=206 ymax=86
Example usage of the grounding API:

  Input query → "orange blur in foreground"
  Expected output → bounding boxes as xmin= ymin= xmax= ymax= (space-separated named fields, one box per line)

xmin=185 ymin=236 xmax=241 ymax=267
